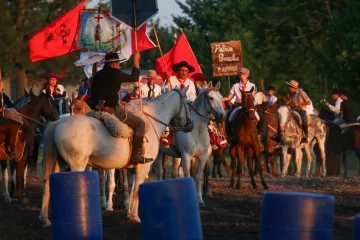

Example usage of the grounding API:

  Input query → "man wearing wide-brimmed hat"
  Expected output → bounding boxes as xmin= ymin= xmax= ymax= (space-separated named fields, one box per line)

xmin=140 ymin=70 xmax=162 ymax=100
xmin=286 ymin=79 xmax=311 ymax=143
xmin=162 ymin=61 xmax=197 ymax=101
xmin=91 ymin=51 xmax=153 ymax=165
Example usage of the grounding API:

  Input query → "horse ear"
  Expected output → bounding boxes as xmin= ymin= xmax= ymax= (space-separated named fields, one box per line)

xmin=24 ymin=88 xmax=29 ymax=96
xmin=250 ymin=86 xmax=254 ymax=93
xmin=214 ymin=81 xmax=221 ymax=91
xmin=208 ymin=81 xmax=213 ymax=90
xmin=181 ymin=84 xmax=190 ymax=96
xmin=29 ymin=88 xmax=35 ymax=97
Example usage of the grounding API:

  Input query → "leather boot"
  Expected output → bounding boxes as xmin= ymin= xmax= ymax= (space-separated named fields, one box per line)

xmin=130 ymin=136 xmax=153 ymax=165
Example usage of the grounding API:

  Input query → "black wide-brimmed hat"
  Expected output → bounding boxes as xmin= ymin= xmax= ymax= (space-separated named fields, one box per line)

xmin=172 ymin=61 xmax=195 ymax=73
xmin=104 ymin=53 xmax=126 ymax=63
xmin=331 ymin=88 xmax=340 ymax=95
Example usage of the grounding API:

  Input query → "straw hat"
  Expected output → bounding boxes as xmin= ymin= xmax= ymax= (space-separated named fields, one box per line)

xmin=237 ymin=68 xmax=250 ymax=75
xmin=144 ymin=70 xmax=159 ymax=79
xmin=285 ymin=80 xmax=299 ymax=89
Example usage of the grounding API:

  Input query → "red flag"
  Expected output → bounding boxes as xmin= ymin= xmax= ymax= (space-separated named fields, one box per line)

xmin=155 ymin=33 xmax=202 ymax=80
xmin=28 ymin=1 xmax=85 ymax=63
xmin=131 ymin=24 xmax=156 ymax=53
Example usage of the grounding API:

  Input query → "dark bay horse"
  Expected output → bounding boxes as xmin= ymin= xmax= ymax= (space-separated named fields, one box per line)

xmin=229 ymin=87 xmax=269 ymax=189
xmin=0 ymin=92 xmax=59 ymax=203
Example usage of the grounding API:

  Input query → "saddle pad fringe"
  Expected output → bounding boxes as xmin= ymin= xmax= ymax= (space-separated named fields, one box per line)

xmin=3 ymin=108 xmax=23 ymax=125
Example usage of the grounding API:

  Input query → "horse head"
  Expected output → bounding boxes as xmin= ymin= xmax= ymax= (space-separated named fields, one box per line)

xmin=205 ymin=81 xmax=226 ymax=122
xmin=241 ymin=86 xmax=256 ymax=120
xmin=37 ymin=93 xmax=60 ymax=121
xmin=278 ymin=105 xmax=291 ymax=131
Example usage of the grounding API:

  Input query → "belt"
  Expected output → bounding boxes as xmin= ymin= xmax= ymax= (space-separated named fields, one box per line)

xmin=103 ymin=106 xmax=115 ymax=111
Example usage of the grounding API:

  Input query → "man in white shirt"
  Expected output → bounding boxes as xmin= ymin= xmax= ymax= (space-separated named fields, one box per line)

xmin=140 ymin=70 xmax=162 ymax=100
xmin=161 ymin=61 xmax=197 ymax=101
xmin=222 ymin=68 xmax=257 ymax=105
xmin=325 ymin=88 xmax=343 ymax=117
xmin=266 ymin=86 xmax=277 ymax=107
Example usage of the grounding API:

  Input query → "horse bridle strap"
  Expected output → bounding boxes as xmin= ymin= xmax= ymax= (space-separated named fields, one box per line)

xmin=17 ymin=112 xmax=45 ymax=127
xmin=142 ymin=89 xmax=192 ymax=132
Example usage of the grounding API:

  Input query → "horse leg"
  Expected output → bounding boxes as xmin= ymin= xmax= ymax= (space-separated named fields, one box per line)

xmin=122 ymin=169 xmax=130 ymax=210
xmin=97 ymin=169 xmax=107 ymax=209
xmin=212 ymin=151 xmax=217 ymax=178
xmin=342 ymin=150 xmax=348 ymax=177
xmin=203 ymin=146 xmax=213 ymax=197
xmin=294 ymin=148 xmax=302 ymax=179
xmin=356 ymin=150 xmax=360 ymax=176
xmin=317 ymin=139 xmax=327 ymax=177
xmin=190 ymin=157 xmax=197 ymax=178
xmin=281 ymin=147 xmax=291 ymax=178
xmin=246 ymin=148 xmax=257 ymax=189
xmin=304 ymin=144 xmax=312 ymax=178
xmin=1 ymin=161 xmax=12 ymax=202
xmin=153 ymin=151 xmax=163 ymax=181
xmin=127 ymin=163 xmax=151 ymax=222
xmin=236 ymin=145 xmax=245 ymax=189
xmin=196 ymin=152 xmax=209 ymax=207
xmin=269 ymin=155 xmax=280 ymax=177
xmin=15 ymin=157 xmax=28 ymax=204
xmin=106 ymin=169 xmax=116 ymax=211
xmin=217 ymin=148 xmax=224 ymax=178
xmin=162 ymin=153 xmax=168 ymax=180
xmin=229 ymin=145 xmax=237 ymax=187
xmin=173 ymin=157 xmax=181 ymax=178
xmin=255 ymin=147 xmax=269 ymax=190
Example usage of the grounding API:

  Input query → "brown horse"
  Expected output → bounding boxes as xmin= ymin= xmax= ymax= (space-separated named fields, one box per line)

xmin=70 ymin=99 xmax=91 ymax=115
xmin=0 ymin=92 xmax=59 ymax=203
xmin=229 ymin=87 xmax=269 ymax=189
xmin=258 ymin=101 xmax=282 ymax=177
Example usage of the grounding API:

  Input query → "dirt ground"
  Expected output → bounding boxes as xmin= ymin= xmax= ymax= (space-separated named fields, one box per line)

xmin=1 ymin=158 xmax=360 ymax=240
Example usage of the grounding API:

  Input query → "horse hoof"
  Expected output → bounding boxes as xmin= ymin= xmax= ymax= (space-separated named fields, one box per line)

xmin=42 ymin=220 xmax=52 ymax=228
xmin=204 ymin=192 xmax=213 ymax=198
xmin=3 ymin=195 xmax=12 ymax=203
xmin=236 ymin=183 xmax=241 ymax=189
xmin=105 ymin=206 xmax=114 ymax=211
xmin=218 ymin=175 xmax=224 ymax=179
xmin=21 ymin=198 xmax=29 ymax=204
xmin=272 ymin=173 xmax=280 ymax=178
xmin=211 ymin=175 xmax=216 ymax=178
xmin=128 ymin=215 xmax=141 ymax=223
xmin=252 ymin=185 xmax=258 ymax=190
xmin=263 ymin=185 xmax=269 ymax=190
xmin=199 ymin=202 xmax=206 ymax=208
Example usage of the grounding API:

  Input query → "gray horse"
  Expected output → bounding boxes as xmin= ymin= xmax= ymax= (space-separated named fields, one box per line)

xmin=278 ymin=105 xmax=327 ymax=178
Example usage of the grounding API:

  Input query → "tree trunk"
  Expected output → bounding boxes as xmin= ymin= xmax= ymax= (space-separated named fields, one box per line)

xmin=15 ymin=65 xmax=27 ymax=99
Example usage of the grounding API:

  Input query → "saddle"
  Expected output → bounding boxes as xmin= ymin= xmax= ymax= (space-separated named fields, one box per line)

xmin=86 ymin=103 xmax=150 ymax=138
xmin=0 ymin=128 xmax=26 ymax=162
xmin=291 ymin=111 xmax=314 ymax=127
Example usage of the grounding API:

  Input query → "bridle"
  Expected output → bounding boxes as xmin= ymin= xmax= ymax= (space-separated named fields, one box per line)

xmin=143 ymin=89 xmax=193 ymax=132
xmin=241 ymin=92 xmax=256 ymax=119
xmin=189 ymin=89 xmax=218 ymax=122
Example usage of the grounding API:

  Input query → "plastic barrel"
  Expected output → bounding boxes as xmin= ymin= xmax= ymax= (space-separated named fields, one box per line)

xmin=353 ymin=214 xmax=360 ymax=239
xmin=260 ymin=191 xmax=335 ymax=240
xmin=139 ymin=177 xmax=203 ymax=240
xmin=50 ymin=171 xmax=103 ymax=240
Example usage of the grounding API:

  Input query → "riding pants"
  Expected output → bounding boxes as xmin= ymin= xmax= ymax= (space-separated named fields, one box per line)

xmin=295 ymin=109 xmax=308 ymax=137
xmin=109 ymin=106 xmax=145 ymax=137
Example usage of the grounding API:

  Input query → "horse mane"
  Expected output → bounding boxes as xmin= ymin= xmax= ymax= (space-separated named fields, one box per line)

xmin=192 ymin=88 xmax=208 ymax=110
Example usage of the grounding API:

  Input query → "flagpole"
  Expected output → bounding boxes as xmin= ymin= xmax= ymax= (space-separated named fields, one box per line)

xmin=133 ymin=0 xmax=142 ymax=111
xmin=150 ymin=19 xmax=173 ymax=89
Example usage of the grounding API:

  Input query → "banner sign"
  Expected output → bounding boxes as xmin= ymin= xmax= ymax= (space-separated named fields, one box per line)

xmin=211 ymin=41 xmax=242 ymax=77
xmin=77 ymin=9 xmax=121 ymax=52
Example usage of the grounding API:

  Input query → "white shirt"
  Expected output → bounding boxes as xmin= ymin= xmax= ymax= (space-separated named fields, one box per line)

xmin=306 ymin=100 xmax=315 ymax=115
xmin=230 ymin=80 xmax=257 ymax=104
xmin=266 ymin=95 xmax=278 ymax=106
xmin=161 ymin=76 xmax=197 ymax=101
xmin=141 ymin=83 xmax=162 ymax=99
xmin=328 ymin=97 xmax=343 ymax=117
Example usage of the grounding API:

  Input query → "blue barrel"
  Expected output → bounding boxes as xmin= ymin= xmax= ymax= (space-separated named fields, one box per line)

xmin=50 ymin=171 xmax=103 ymax=240
xmin=353 ymin=214 xmax=360 ymax=239
xmin=139 ymin=177 xmax=203 ymax=240
xmin=260 ymin=191 xmax=335 ymax=240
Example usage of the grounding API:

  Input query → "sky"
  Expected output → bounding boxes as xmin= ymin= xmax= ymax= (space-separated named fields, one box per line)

xmin=87 ymin=0 xmax=185 ymax=26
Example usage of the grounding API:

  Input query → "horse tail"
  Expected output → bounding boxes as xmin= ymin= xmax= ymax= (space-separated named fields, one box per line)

xmin=42 ymin=121 xmax=59 ymax=181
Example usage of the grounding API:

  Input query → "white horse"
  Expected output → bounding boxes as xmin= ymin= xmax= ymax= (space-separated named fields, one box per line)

xmin=155 ymin=82 xmax=226 ymax=206
xmin=39 ymin=87 xmax=193 ymax=227
xmin=278 ymin=105 xmax=327 ymax=178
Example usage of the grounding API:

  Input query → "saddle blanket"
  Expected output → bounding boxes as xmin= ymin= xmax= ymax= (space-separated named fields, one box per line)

xmin=2 ymin=108 xmax=23 ymax=125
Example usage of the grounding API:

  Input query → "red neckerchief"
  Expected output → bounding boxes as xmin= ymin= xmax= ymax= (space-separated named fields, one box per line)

xmin=239 ymin=80 xmax=248 ymax=92
xmin=177 ymin=77 xmax=186 ymax=89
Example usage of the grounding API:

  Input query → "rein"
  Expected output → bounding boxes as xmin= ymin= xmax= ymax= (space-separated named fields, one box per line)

xmin=17 ymin=112 xmax=46 ymax=127
xmin=189 ymin=90 xmax=217 ymax=121
xmin=143 ymin=89 xmax=192 ymax=132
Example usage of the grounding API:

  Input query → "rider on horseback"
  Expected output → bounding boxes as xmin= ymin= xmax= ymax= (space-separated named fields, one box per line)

xmin=222 ymin=68 xmax=267 ymax=144
xmin=272 ymin=80 xmax=311 ymax=144
xmin=90 ymin=51 xmax=153 ymax=165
